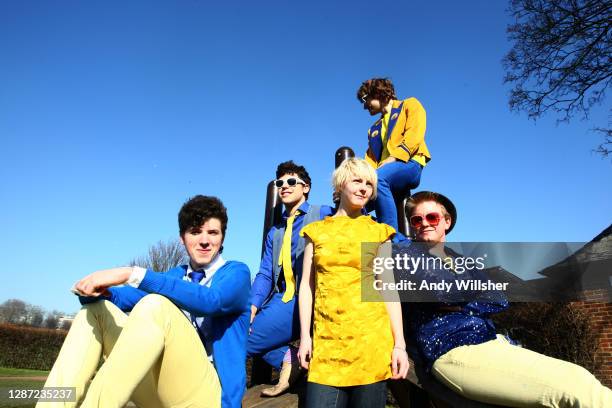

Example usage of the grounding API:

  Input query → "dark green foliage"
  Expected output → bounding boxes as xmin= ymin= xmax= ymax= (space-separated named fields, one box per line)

xmin=0 ymin=324 xmax=65 ymax=370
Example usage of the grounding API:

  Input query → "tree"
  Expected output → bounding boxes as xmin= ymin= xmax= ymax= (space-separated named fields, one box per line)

xmin=43 ymin=310 xmax=62 ymax=329
xmin=129 ymin=239 xmax=188 ymax=272
xmin=26 ymin=305 xmax=45 ymax=327
xmin=60 ymin=319 xmax=72 ymax=331
xmin=0 ymin=299 xmax=28 ymax=324
xmin=503 ymin=0 xmax=612 ymax=156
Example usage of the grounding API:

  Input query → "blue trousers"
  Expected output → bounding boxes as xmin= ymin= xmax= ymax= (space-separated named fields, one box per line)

xmin=305 ymin=381 xmax=387 ymax=408
xmin=247 ymin=292 xmax=299 ymax=369
xmin=372 ymin=160 xmax=422 ymax=236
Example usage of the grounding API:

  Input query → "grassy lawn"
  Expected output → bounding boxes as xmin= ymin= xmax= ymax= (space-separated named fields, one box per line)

xmin=0 ymin=401 xmax=36 ymax=408
xmin=0 ymin=368 xmax=48 ymax=378
xmin=0 ymin=370 xmax=47 ymax=408
xmin=0 ymin=378 xmax=45 ymax=408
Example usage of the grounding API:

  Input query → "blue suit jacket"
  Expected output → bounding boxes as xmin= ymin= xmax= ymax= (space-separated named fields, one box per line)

xmin=80 ymin=261 xmax=251 ymax=408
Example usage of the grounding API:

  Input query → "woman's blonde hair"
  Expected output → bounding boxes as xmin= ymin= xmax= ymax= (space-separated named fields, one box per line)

xmin=332 ymin=157 xmax=378 ymax=200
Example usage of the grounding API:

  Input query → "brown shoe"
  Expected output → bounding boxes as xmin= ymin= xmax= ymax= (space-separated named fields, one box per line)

xmin=260 ymin=362 xmax=301 ymax=397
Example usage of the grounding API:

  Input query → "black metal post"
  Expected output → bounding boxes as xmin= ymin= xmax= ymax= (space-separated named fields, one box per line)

xmin=335 ymin=146 xmax=355 ymax=168
xmin=334 ymin=147 xmax=355 ymax=208
xmin=396 ymin=195 xmax=410 ymax=237
xmin=261 ymin=180 xmax=283 ymax=257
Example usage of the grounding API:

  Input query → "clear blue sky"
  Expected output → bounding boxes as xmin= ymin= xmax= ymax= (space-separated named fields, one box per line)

xmin=1 ymin=1 xmax=610 ymax=314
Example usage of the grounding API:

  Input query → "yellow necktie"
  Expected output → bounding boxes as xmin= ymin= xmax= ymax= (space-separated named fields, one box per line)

xmin=279 ymin=211 xmax=299 ymax=303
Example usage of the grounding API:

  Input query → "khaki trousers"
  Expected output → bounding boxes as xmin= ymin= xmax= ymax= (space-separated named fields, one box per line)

xmin=432 ymin=335 xmax=612 ymax=408
xmin=37 ymin=295 xmax=221 ymax=408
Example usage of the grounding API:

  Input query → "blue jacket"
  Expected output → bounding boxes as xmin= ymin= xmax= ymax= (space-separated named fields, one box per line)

xmin=80 ymin=261 xmax=251 ymax=408
xmin=393 ymin=243 xmax=508 ymax=371
xmin=250 ymin=202 xmax=333 ymax=309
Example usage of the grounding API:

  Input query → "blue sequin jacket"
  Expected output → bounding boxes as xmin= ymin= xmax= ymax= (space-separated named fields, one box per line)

xmin=394 ymin=243 xmax=510 ymax=371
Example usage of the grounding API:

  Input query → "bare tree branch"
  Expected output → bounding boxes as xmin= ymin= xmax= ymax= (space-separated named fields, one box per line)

xmin=593 ymin=126 xmax=611 ymax=157
xmin=129 ymin=239 xmax=188 ymax=272
xmin=43 ymin=310 xmax=63 ymax=329
xmin=503 ymin=0 xmax=611 ymax=155
xmin=0 ymin=299 xmax=27 ymax=324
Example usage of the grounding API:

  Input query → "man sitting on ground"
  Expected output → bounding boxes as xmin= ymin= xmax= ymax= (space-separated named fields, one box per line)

xmin=39 ymin=195 xmax=251 ymax=408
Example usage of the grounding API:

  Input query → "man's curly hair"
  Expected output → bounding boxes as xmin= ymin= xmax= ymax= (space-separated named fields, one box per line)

xmin=356 ymin=78 xmax=397 ymax=106
xmin=178 ymin=195 xmax=228 ymax=237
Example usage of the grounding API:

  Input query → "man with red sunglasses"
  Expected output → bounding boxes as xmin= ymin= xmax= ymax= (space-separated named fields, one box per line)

xmin=406 ymin=191 xmax=456 ymax=243
xmin=248 ymin=161 xmax=333 ymax=397
xmin=395 ymin=191 xmax=611 ymax=407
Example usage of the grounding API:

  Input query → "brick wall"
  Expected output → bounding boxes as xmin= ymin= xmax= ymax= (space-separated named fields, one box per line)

xmin=572 ymin=289 xmax=612 ymax=387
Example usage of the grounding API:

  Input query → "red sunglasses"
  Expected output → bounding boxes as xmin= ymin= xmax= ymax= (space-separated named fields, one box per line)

xmin=409 ymin=212 xmax=442 ymax=228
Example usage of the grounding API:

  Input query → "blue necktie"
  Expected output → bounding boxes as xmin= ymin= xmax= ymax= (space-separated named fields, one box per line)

xmin=187 ymin=269 xmax=212 ymax=356
xmin=188 ymin=270 xmax=206 ymax=331
xmin=189 ymin=270 xmax=206 ymax=284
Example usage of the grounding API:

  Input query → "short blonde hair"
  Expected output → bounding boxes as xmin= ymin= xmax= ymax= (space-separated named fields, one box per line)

xmin=332 ymin=157 xmax=378 ymax=200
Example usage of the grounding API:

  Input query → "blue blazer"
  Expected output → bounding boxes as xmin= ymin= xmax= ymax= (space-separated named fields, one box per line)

xmin=81 ymin=261 xmax=251 ymax=408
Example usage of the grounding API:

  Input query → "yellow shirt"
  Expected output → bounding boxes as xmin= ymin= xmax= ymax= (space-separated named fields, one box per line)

xmin=300 ymin=216 xmax=395 ymax=386
xmin=380 ymin=109 xmax=391 ymax=162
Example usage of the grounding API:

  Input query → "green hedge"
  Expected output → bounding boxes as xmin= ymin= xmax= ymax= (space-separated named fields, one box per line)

xmin=0 ymin=324 xmax=66 ymax=370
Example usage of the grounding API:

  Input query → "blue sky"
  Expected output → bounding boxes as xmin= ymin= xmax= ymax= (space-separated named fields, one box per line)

xmin=1 ymin=1 xmax=610 ymax=314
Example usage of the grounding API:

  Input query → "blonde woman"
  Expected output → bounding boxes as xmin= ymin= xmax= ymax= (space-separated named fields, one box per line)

xmin=297 ymin=158 xmax=408 ymax=408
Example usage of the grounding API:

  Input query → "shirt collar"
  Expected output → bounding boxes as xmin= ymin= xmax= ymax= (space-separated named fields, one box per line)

xmin=282 ymin=201 xmax=311 ymax=219
xmin=186 ymin=254 xmax=226 ymax=277
xmin=382 ymin=99 xmax=395 ymax=116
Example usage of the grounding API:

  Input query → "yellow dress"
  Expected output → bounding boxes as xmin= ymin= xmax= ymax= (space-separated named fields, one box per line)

xmin=300 ymin=215 xmax=395 ymax=386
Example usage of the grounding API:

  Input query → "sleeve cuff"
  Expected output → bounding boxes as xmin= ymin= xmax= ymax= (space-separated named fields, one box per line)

xmin=251 ymin=295 xmax=265 ymax=310
xmin=127 ymin=266 xmax=147 ymax=288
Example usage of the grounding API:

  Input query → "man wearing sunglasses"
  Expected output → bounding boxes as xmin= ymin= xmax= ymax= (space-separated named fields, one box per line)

xmin=356 ymin=77 xmax=430 ymax=240
xmin=392 ymin=191 xmax=612 ymax=407
xmin=248 ymin=161 xmax=334 ymax=397
xmin=406 ymin=191 xmax=455 ymax=243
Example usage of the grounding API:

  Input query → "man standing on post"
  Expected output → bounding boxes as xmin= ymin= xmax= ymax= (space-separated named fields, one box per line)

xmin=39 ymin=195 xmax=250 ymax=408
xmin=248 ymin=161 xmax=333 ymax=397
xmin=357 ymin=78 xmax=430 ymax=240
